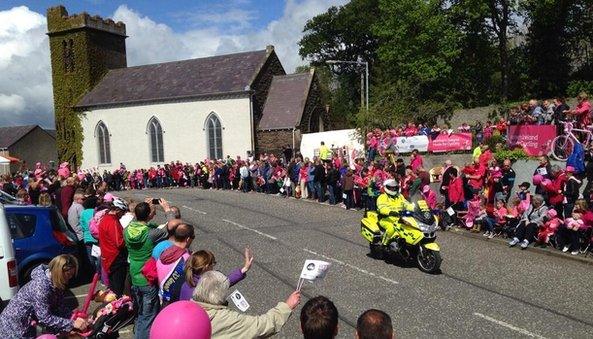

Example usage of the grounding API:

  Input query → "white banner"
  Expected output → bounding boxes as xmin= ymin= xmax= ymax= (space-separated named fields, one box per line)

xmin=394 ymin=135 xmax=429 ymax=153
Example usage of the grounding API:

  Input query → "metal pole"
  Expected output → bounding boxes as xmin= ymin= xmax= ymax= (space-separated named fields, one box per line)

xmin=360 ymin=72 xmax=364 ymax=111
xmin=365 ymin=62 xmax=369 ymax=111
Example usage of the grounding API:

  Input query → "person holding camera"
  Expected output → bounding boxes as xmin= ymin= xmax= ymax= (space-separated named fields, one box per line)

xmin=124 ymin=199 xmax=175 ymax=339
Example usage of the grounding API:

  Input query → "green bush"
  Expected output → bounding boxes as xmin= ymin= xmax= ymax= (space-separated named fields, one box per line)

xmin=567 ymin=80 xmax=593 ymax=97
xmin=485 ymin=134 xmax=506 ymax=150
xmin=493 ymin=148 xmax=530 ymax=162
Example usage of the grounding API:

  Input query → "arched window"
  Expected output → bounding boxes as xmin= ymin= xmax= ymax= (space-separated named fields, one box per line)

xmin=148 ymin=117 xmax=164 ymax=162
xmin=206 ymin=113 xmax=222 ymax=159
xmin=95 ymin=121 xmax=111 ymax=164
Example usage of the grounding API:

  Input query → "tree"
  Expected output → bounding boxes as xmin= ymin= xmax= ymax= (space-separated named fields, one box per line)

xmin=524 ymin=0 xmax=571 ymax=97
xmin=298 ymin=0 xmax=380 ymax=124
xmin=355 ymin=79 xmax=453 ymax=130
xmin=373 ymin=0 xmax=462 ymax=92
xmin=485 ymin=0 xmax=518 ymax=101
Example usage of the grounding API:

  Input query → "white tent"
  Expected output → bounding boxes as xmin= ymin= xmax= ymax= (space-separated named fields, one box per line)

xmin=0 ymin=156 xmax=9 ymax=175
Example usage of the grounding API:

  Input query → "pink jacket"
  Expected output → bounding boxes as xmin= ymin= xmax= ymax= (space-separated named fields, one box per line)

xmin=422 ymin=191 xmax=437 ymax=209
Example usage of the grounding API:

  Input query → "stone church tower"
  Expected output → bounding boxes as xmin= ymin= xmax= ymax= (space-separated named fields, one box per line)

xmin=46 ymin=6 xmax=127 ymax=166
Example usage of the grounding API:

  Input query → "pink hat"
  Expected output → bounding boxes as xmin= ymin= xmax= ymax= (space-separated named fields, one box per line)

xmin=103 ymin=193 xmax=114 ymax=202
xmin=422 ymin=185 xmax=431 ymax=193
xmin=532 ymin=174 xmax=543 ymax=185
xmin=547 ymin=209 xmax=557 ymax=218
xmin=566 ymin=166 xmax=576 ymax=173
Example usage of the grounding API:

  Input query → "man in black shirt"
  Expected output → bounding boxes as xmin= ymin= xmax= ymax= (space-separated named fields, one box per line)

xmin=313 ymin=159 xmax=326 ymax=203
xmin=553 ymin=97 xmax=570 ymax=136
xmin=501 ymin=158 xmax=516 ymax=202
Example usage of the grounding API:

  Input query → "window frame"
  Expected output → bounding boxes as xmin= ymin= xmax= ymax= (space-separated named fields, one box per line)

xmin=147 ymin=117 xmax=165 ymax=163
xmin=205 ymin=113 xmax=223 ymax=160
xmin=95 ymin=121 xmax=111 ymax=165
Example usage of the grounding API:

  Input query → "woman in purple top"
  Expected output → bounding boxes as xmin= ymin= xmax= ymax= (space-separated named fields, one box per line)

xmin=0 ymin=255 xmax=89 ymax=338
xmin=180 ymin=247 xmax=254 ymax=301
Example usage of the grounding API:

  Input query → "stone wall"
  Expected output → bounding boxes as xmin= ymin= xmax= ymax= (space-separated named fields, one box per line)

xmin=256 ymin=129 xmax=300 ymax=155
xmin=299 ymin=71 xmax=329 ymax=133
xmin=8 ymin=127 xmax=57 ymax=173
xmin=251 ymin=47 xmax=286 ymax=128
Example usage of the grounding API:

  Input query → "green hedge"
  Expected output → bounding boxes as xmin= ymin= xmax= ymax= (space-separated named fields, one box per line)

xmin=567 ymin=81 xmax=593 ymax=97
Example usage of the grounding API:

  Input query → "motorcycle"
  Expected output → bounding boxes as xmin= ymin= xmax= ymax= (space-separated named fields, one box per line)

xmin=360 ymin=200 xmax=442 ymax=273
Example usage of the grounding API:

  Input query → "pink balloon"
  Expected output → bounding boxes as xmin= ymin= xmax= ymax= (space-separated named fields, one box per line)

xmin=150 ymin=301 xmax=211 ymax=339
xmin=36 ymin=335 xmax=58 ymax=339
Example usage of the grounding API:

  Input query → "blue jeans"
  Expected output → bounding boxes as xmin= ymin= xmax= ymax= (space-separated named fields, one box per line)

xmin=132 ymin=285 xmax=160 ymax=339
xmin=307 ymin=181 xmax=315 ymax=199
xmin=315 ymin=182 xmax=325 ymax=202
xmin=85 ymin=244 xmax=101 ymax=276
xmin=328 ymin=184 xmax=337 ymax=205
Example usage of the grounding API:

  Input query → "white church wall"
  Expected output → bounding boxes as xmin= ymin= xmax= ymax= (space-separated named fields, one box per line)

xmin=80 ymin=97 xmax=252 ymax=171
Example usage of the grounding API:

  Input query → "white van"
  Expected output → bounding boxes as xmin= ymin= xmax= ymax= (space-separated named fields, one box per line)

xmin=0 ymin=203 xmax=18 ymax=307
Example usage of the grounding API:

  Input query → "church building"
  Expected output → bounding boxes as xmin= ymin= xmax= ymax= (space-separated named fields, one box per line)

xmin=47 ymin=6 xmax=328 ymax=170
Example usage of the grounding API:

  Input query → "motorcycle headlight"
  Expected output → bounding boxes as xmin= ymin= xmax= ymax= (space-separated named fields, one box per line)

xmin=417 ymin=222 xmax=437 ymax=233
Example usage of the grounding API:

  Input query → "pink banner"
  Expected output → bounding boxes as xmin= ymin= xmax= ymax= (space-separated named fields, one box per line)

xmin=507 ymin=125 xmax=556 ymax=156
xmin=428 ymin=133 xmax=473 ymax=153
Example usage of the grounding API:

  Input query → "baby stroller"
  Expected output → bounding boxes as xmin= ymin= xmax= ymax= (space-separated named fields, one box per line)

xmin=72 ymin=273 xmax=136 ymax=338
xmin=87 ymin=295 xmax=135 ymax=338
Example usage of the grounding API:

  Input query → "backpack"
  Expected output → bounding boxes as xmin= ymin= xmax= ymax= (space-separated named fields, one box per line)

xmin=90 ymin=208 xmax=108 ymax=239
xmin=567 ymin=142 xmax=585 ymax=174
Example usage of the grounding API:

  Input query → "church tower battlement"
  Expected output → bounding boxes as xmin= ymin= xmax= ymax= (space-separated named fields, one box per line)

xmin=47 ymin=5 xmax=127 ymax=166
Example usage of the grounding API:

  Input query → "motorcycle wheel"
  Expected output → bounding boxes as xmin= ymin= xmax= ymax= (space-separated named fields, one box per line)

xmin=369 ymin=243 xmax=383 ymax=259
xmin=416 ymin=248 xmax=442 ymax=274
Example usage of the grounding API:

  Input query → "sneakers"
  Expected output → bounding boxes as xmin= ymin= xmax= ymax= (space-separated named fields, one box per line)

xmin=520 ymin=239 xmax=529 ymax=249
xmin=571 ymin=250 xmax=579 ymax=256
xmin=483 ymin=231 xmax=490 ymax=237
xmin=488 ymin=232 xmax=495 ymax=239
xmin=562 ymin=246 xmax=570 ymax=253
xmin=509 ymin=237 xmax=520 ymax=247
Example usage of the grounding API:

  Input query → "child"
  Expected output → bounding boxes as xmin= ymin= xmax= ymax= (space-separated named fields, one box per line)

xmin=464 ymin=194 xmax=483 ymax=231
xmin=492 ymin=199 xmax=508 ymax=237
xmin=536 ymin=209 xmax=562 ymax=247
xmin=502 ymin=197 xmax=521 ymax=238
xmin=421 ymin=185 xmax=437 ymax=210
xmin=516 ymin=182 xmax=532 ymax=213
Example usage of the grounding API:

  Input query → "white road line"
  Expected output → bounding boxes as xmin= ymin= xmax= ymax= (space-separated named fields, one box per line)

xmin=302 ymin=248 xmax=399 ymax=285
xmin=222 ymin=219 xmax=277 ymax=240
xmin=474 ymin=313 xmax=547 ymax=339
xmin=182 ymin=205 xmax=207 ymax=215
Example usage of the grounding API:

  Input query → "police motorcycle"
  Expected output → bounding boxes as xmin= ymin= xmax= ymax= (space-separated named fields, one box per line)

xmin=360 ymin=182 xmax=442 ymax=273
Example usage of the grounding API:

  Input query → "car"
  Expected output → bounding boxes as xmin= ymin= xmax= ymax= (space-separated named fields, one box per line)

xmin=4 ymin=204 xmax=81 ymax=284
xmin=0 ymin=203 xmax=19 ymax=307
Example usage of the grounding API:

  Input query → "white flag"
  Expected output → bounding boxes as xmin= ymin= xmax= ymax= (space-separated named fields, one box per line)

xmin=229 ymin=290 xmax=250 ymax=312
xmin=299 ymin=260 xmax=331 ymax=281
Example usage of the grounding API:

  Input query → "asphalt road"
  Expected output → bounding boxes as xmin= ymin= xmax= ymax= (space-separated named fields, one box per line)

xmin=69 ymin=187 xmax=593 ymax=338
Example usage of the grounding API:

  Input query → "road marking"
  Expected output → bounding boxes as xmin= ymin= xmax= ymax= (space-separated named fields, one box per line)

xmin=474 ymin=313 xmax=547 ymax=338
xmin=222 ymin=219 xmax=277 ymax=240
xmin=182 ymin=205 xmax=207 ymax=215
xmin=302 ymin=248 xmax=399 ymax=285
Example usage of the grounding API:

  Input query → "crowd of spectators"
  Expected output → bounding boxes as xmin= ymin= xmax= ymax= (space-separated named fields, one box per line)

xmin=0 ymin=172 xmax=395 ymax=338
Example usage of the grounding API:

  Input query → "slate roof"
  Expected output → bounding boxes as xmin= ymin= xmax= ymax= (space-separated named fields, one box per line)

xmin=0 ymin=125 xmax=38 ymax=148
xmin=258 ymin=72 xmax=314 ymax=130
xmin=76 ymin=49 xmax=270 ymax=108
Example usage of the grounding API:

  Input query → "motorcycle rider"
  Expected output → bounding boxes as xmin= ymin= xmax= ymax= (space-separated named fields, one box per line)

xmin=377 ymin=179 xmax=415 ymax=247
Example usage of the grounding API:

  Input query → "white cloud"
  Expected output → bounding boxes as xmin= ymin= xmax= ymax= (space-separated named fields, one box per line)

xmin=0 ymin=6 xmax=52 ymax=127
xmin=0 ymin=1 xmax=346 ymax=127
xmin=0 ymin=94 xmax=26 ymax=112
